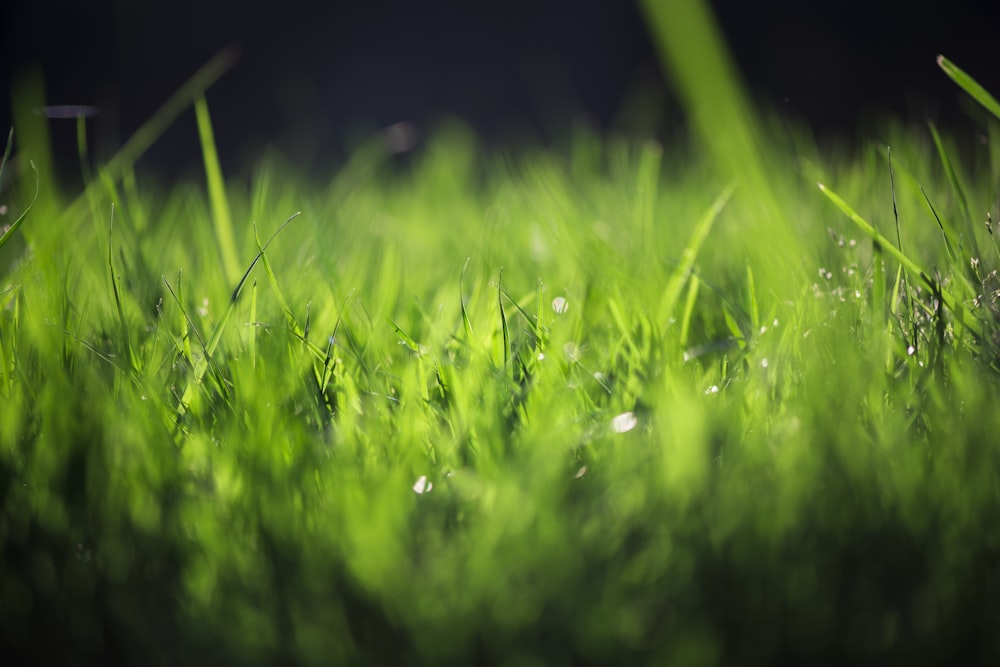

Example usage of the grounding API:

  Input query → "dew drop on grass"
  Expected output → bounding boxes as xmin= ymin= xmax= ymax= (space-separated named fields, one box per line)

xmin=760 ymin=358 xmax=769 ymax=369
xmin=0 ymin=204 xmax=7 ymax=215
xmin=611 ymin=412 xmax=637 ymax=433
xmin=907 ymin=345 xmax=915 ymax=356
xmin=413 ymin=475 xmax=433 ymax=494
xmin=704 ymin=385 xmax=719 ymax=395
xmin=552 ymin=296 xmax=569 ymax=314
xmin=574 ymin=466 xmax=587 ymax=479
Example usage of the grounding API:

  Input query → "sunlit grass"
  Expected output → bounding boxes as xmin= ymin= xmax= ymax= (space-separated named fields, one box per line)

xmin=3 ymin=7 xmax=1000 ymax=667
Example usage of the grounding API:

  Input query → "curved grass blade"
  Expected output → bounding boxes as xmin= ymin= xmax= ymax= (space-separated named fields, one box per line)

xmin=657 ymin=184 xmax=734 ymax=330
xmin=63 ymin=48 xmax=240 ymax=224
xmin=937 ymin=55 xmax=1000 ymax=121
xmin=818 ymin=182 xmax=982 ymax=339
xmin=498 ymin=268 xmax=510 ymax=368
xmin=195 ymin=96 xmax=239 ymax=283
xmin=108 ymin=204 xmax=140 ymax=373
xmin=927 ymin=121 xmax=979 ymax=260
xmin=459 ymin=257 xmax=474 ymax=340
xmin=0 ymin=159 xmax=38 ymax=253
xmin=172 ymin=211 xmax=300 ymax=423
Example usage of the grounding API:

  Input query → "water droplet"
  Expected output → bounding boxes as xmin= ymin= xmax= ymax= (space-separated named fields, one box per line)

xmin=704 ymin=385 xmax=720 ymax=395
xmin=536 ymin=352 xmax=545 ymax=361
xmin=552 ymin=296 xmax=569 ymax=314
xmin=563 ymin=342 xmax=580 ymax=361
xmin=760 ymin=358 xmax=769 ymax=368
xmin=412 ymin=475 xmax=433 ymax=494
xmin=611 ymin=412 xmax=637 ymax=433
xmin=907 ymin=345 xmax=915 ymax=356
xmin=574 ymin=466 xmax=587 ymax=479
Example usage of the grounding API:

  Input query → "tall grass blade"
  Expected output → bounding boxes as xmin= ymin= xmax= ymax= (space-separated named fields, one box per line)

xmin=937 ymin=55 xmax=1000 ymax=121
xmin=639 ymin=0 xmax=801 ymax=288
xmin=919 ymin=186 xmax=959 ymax=263
xmin=657 ymin=185 xmax=733 ymax=330
xmin=679 ymin=273 xmax=700 ymax=349
xmin=498 ymin=269 xmax=510 ymax=369
xmin=818 ymin=182 xmax=982 ymax=339
xmin=249 ymin=280 xmax=258 ymax=370
xmin=107 ymin=205 xmax=139 ymax=374
xmin=253 ymin=221 xmax=303 ymax=338
xmin=928 ymin=121 xmax=980 ymax=260
xmin=172 ymin=211 xmax=299 ymax=422
xmin=195 ymin=96 xmax=240 ymax=283
xmin=63 ymin=48 xmax=239 ymax=223
xmin=460 ymin=257 xmax=475 ymax=340
xmin=0 ymin=160 xmax=38 ymax=253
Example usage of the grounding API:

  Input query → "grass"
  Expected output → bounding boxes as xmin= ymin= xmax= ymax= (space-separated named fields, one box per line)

xmin=3 ymin=6 xmax=1000 ymax=667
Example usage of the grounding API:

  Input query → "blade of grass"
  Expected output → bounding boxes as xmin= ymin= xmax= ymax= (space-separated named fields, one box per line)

xmin=678 ymin=272 xmax=700 ymax=350
xmin=818 ymin=182 xmax=982 ymax=339
xmin=108 ymin=204 xmax=139 ymax=374
xmin=194 ymin=96 xmax=240 ymax=283
xmin=498 ymin=269 xmax=510 ymax=369
xmin=887 ymin=147 xmax=916 ymax=346
xmin=253 ymin=221 xmax=304 ymax=338
xmin=639 ymin=0 xmax=801 ymax=289
xmin=657 ymin=184 xmax=734 ymax=330
xmin=0 ymin=159 xmax=38 ymax=253
xmin=249 ymin=280 xmax=258 ymax=370
xmin=171 ymin=211 xmax=300 ymax=423
xmin=937 ymin=55 xmax=1000 ymax=122
xmin=919 ymin=186 xmax=959 ymax=263
xmin=928 ymin=121 xmax=980 ymax=261
xmin=62 ymin=48 xmax=239 ymax=224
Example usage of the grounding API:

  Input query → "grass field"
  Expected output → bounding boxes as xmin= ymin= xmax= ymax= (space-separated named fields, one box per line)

xmin=3 ymin=2 xmax=1000 ymax=666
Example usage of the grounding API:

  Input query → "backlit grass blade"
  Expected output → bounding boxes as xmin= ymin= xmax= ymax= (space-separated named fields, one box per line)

xmin=0 ymin=159 xmax=38 ymax=253
xmin=657 ymin=184 xmax=733 ymax=330
xmin=195 ymin=96 xmax=240 ymax=283
xmin=253 ymin=221 xmax=304 ymax=338
xmin=818 ymin=182 xmax=982 ymax=339
xmin=679 ymin=273 xmax=700 ymax=349
xmin=459 ymin=257 xmax=474 ymax=340
xmin=62 ymin=48 xmax=239 ymax=224
xmin=108 ymin=205 xmax=139 ymax=374
xmin=928 ymin=121 xmax=979 ymax=260
xmin=172 ymin=211 xmax=299 ymax=422
xmin=919 ymin=186 xmax=959 ymax=263
xmin=498 ymin=269 xmax=510 ymax=369
xmin=635 ymin=140 xmax=662 ymax=251
xmin=639 ymin=0 xmax=801 ymax=289
xmin=937 ymin=55 xmax=1000 ymax=122
xmin=249 ymin=280 xmax=258 ymax=370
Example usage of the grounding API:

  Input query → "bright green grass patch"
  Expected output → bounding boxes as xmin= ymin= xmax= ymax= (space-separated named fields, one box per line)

xmin=3 ymin=9 xmax=1000 ymax=667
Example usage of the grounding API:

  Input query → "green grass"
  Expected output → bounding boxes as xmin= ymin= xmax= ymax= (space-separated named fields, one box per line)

xmin=3 ymin=7 xmax=1000 ymax=667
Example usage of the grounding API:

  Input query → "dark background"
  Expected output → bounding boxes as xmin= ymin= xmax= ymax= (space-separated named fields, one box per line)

xmin=1 ymin=0 xmax=999 ymax=177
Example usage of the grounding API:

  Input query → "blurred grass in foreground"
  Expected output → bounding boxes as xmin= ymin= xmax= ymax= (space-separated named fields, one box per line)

xmin=2 ymin=3 xmax=1000 ymax=666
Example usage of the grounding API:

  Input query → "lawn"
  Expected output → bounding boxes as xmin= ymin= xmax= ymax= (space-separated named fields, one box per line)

xmin=2 ymin=2 xmax=1000 ymax=666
